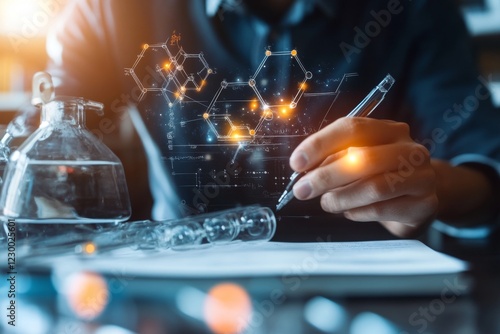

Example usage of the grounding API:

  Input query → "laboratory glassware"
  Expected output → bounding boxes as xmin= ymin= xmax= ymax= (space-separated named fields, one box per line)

xmin=0 ymin=72 xmax=131 ymax=223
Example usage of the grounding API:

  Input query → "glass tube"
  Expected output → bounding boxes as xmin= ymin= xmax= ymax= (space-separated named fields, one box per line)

xmin=16 ymin=205 xmax=276 ymax=257
xmin=124 ymin=205 xmax=276 ymax=250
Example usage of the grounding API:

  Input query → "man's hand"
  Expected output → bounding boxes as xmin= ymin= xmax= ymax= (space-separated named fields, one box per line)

xmin=289 ymin=117 xmax=439 ymax=238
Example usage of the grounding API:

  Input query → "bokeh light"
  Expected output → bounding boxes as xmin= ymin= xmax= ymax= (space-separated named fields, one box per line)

xmin=64 ymin=271 xmax=109 ymax=320
xmin=203 ymin=282 xmax=252 ymax=334
xmin=304 ymin=296 xmax=347 ymax=333
xmin=350 ymin=312 xmax=399 ymax=334
xmin=0 ymin=0 xmax=41 ymax=33
xmin=84 ymin=242 xmax=96 ymax=255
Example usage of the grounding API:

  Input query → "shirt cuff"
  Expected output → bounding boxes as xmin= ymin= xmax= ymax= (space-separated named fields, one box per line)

xmin=431 ymin=154 xmax=500 ymax=239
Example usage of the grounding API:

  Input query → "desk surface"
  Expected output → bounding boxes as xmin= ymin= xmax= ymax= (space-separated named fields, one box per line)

xmin=3 ymin=232 xmax=500 ymax=334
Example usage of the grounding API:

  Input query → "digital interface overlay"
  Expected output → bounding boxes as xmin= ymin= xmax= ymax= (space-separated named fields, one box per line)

xmin=125 ymin=33 xmax=360 ymax=215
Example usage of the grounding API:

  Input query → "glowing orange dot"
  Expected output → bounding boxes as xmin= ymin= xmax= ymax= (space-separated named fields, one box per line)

xmin=281 ymin=107 xmax=288 ymax=114
xmin=265 ymin=50 xmax=272 ymax=56
xmin=65 ymin=272 xmax=108 ymax=320
xmin=180 ymin=86 xmax=186 ymax=92
xmin=142 ymin=43 xmax=149 ymax=50
xmin=291 ymin=49 xmax=297 ymax=56
xmin=164 ymin=62 xmax=171 ymax=69
xmin=250 ymin=99 xmax=258 ymax=110
xmin=300 ymin=83 xmax=307 ymax=90
xmin=347 ymin=152 xmax=359 ymax=165
xmin=204 ymin=283 xmax=252 ymax=334
xmin=249 ymin=129 xmax=256 ymax=136
xmin=84 ymin=242 xmax=96 ymax=255
xmin=203 ymin=113 xmax=210 ymax=120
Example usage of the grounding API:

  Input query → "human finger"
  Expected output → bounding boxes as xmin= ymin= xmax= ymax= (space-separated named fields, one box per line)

xmin=292 ymin=142 xmax=430 ymax=200
xmin=290 ymin=118 xmax=410 ymax=172
xmin=342 ymin=194 xmax=438 ymax=226
xmin=319 ymin=168 xmax=436 ymax=213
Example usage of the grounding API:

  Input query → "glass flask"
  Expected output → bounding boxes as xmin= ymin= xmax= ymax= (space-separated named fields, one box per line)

xmin=0 ymin=104 xmax=39 ymax=189
xmin=0 ymin=94 xmax=131 ymax=224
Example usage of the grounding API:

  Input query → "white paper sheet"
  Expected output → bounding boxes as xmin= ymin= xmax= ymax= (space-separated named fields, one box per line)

xmin=33 ymin=239 xmax=468 ymax=278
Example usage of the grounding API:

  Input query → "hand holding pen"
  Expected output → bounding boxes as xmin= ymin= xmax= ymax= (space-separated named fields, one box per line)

xmin=277 ymin=73 xmax=439 ymax=238
xmin=277 ymin=74 xmax=395 ymax=210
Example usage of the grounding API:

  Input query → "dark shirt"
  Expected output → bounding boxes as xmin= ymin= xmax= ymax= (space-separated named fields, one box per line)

xmin=47 ymin=0 xmax=500 ymax=240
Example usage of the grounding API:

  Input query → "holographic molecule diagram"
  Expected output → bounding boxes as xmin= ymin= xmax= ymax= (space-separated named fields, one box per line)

xmin=204 ymin=49 xmax=313 ymax=141
xmin=125 ymin=38 xmax=214 ymax=107
xmin=125 ymin=37 xmax=358 ymax=147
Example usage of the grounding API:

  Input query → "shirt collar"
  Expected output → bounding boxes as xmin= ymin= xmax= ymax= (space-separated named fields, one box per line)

xmin=206 ymin=0 xmax=338 ymax=20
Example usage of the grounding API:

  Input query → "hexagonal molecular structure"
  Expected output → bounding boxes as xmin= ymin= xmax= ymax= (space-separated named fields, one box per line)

xmin=171 ymin=48 xmax=214 ymax=94
xmin=250 ymin=50 xmax=312 ymax=112
xmin=204 ymin=81 xmax=270 ymax=141
xmin=126 ymin=42 xmax=214 ymax=107
xmin=124 ymin=43 xmax=175 ymax=101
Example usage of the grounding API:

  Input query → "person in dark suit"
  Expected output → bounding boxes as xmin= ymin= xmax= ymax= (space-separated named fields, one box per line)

xmin=46 ymin=0 xmax=500 ymax=240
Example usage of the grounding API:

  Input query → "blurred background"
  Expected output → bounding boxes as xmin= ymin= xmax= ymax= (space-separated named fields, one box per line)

xmin=0 ymin=0 xmax=67 ymax=122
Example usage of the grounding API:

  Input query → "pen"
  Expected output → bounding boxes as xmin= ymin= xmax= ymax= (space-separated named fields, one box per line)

xmin=276 ymin=73 xmax=395 ymax=211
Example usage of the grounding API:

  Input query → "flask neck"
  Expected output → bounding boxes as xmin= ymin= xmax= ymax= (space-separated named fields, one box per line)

xmin=41 ymin=100 xmax=87 ymax=127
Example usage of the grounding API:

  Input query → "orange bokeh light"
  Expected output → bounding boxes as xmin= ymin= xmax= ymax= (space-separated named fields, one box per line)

xmin=84 ymin=242 xmax=96 ymax=255
xmin=204 ymin=283 xmax=252 ymax=334
xmin=65 ymin=272 xmax=108 ymax=320
xmin=250 ymin=99 xmax=258 ymax=110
